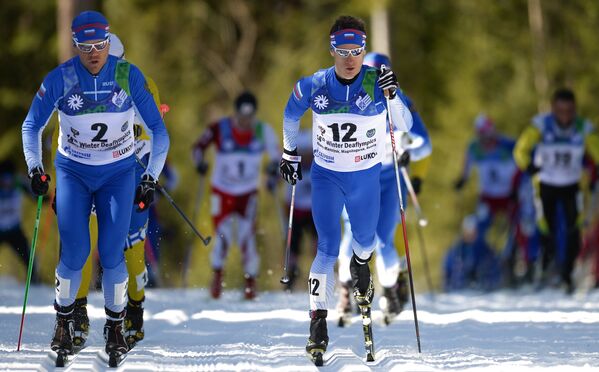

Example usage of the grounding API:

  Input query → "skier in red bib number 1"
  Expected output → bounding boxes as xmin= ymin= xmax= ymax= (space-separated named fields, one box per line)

xmin=279 ymin=15 xmax=413 ymax=364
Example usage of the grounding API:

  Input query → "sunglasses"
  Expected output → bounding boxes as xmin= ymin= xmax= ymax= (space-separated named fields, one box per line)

xmin=332 ymin=46 xmax=365 ymax=58
xmin=74 ymin=38 xmax=110 ymax=53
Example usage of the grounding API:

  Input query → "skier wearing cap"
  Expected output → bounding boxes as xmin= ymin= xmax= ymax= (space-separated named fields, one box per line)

xmin=454 ymin=114 xmax=520 ymax=244
xmin=279 ymin=16 xmax=412 ymax=363
xmin=63 ymin=33 xmax=167 ymax=350
xmin=336 ymin=52 xmax=432 ymax=325
xmin=192 ymin=91 xmax=280 ymax=300
xmin=21 ymin=11 xmax=169 ymax=361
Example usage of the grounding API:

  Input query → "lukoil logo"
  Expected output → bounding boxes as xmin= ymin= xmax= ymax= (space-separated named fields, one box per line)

xmin=354 ymin=152 xmax=377 ymax=162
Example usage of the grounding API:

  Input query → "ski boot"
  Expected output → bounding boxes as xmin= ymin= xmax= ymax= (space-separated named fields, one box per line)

xmin=51 ymin=302 xmax=75 ymax=353
xmin=72 ymin=297 xmax=89 ymax=350
xmin=350 ymin=254 xmax=374 ymax=307
xmin=244 ymin=274 xmax=257 ymax=300
xmin=210 ymin=268 xmax=223 ymax=299
xmin=396 ymin=271 xmax=409 ymax=309
xmin=51 ymin=302 xmax=75 ymax=367
xmin=336 ymin=281 xmax=352 ymax=327
xmin=306 ymin=309 xmax=328 ymax=366
xmin=382 ymin=285 xmax=402 ymax=325
xmin=104 ymin=308 xmax=129 ymax=364
xmin=124 ymin=297 xmax=145 ymax=348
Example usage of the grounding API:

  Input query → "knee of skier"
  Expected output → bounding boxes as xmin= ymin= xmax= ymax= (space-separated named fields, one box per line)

xmin=351 ymin=235 xmax=379 ymax=260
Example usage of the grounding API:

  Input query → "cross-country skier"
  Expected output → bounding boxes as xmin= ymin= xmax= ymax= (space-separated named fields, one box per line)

xmin=21 ymin=11 xmax=169 ymax=361
xmin=336 ymin=52 xmax=432 ymax=326
xmin=66 ymin=33 xmax=166 ymax=349
xmin=0 ymin=159 xmax=40 ymax=284
xmin=514 ymin=88 xmax=599 ymax=293
xmin=454 ymin=114 xmax=520 ymax=244
xmin=192 ymin=91 xmax=280 ymax=300
xmin=279 ymin=16 xmax=412 ymax=364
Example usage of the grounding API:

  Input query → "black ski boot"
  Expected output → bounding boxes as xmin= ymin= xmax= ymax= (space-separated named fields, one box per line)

xmin=396 ymin=271 xmax=409 ymax=309
xmin=382 ymin=285 xmax=402 ymax=325
xmin=306 ymin=309 xmax=328 ymax=366
xmin=350 ymin=254 xmax=374 ymax=307
xmin=124 ymin=297 xmax=144 ymax=348
xmin=104 ymin=308 xmax=129 ymax=357
xmin=72 ymin=297 xmax=89 ymax=350
xmin=336 ymin=281 xmax=352 ymax=327
xmin=51 ymin=302 xmax=75 ymax=354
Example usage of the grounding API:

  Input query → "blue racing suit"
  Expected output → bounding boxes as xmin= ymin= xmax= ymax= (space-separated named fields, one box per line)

xmin=283 ymin=65 xmax=412 ymax=310
xmin=22 ymin=55 xmax=169 ymax=312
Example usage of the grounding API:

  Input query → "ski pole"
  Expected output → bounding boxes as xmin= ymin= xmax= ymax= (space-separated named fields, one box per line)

xmin=135 ymin=156 xmax=211 ymax=246
xmin=17 ymin=194 xmax=44 ymax=351
xmin=280 ymin=184 xmax=296 ymax=285
xmin=400 ymin=166 xmax=428 ymax=227
xmin=182 ymin=177 xmax=206 ymax=288
xmin=383 ymin=65 xmax=422 ymax=353
xmin=400 ymin=166 xmax=434 ymax=294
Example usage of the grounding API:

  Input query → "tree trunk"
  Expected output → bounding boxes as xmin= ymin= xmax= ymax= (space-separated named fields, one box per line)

xmin=370 ymin=0 xmax=390 ymax=56
xmin=527 ymin=0 xmax=549 ymax=112
xmin=56 ymin=0 xmax=102 ymax=63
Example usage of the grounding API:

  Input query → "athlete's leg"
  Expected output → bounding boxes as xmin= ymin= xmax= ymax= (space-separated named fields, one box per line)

xmin=94 ymin=162 xmax=135 ymax=314
xmin=238 ymin=192 xmax=259 ymax=277
xmin=338 ymin=207 xmax=353 ymax=284
xmin=375 ymin=168 xmax=401 ymax=288
xmin=209 ymin=188 xmax=235 ymax=298
xmin=560 ymin=184 xmax=582 ymax=288
xmin=54 ymin=162 xmax=93 ymax=308
xmin=539 ymin=184 xmax=559 ymax=276
xmin=309 ymin=164 xmax=345 ymax=311
xmin=344 ymin=164 xmax=381 ymax=261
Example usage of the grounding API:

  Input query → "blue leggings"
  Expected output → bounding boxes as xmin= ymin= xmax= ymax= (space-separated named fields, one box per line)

xmin=309 ymin=162 xmax=381 ymax=310
xmin=54 ymin=153 xmax=135 ymax=311
xmin=127 ymin=156 xmax=150 ymax=247
xmin=339 ymin=165 xmax=407 ymax=287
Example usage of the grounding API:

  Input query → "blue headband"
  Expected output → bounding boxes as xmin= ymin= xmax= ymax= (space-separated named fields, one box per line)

xmin=330 ymin=29 xmax=367 ymax=48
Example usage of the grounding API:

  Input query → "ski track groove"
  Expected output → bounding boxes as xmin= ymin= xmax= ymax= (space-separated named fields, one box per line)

xmin=1 ymin=279 xmax=599 ymax=371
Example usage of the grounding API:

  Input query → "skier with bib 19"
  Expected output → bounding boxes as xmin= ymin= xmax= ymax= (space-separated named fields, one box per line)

xmin=279 ymin=16 xmax=412 ymax=364
xmin=21 ymin=11 xmax=169 ymax=363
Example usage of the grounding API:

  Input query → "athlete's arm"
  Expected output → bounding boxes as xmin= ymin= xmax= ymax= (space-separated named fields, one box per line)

xmin=129 ymin=65 xmax=170 ymax=180
xmin=283 ymin=77 xmax=312 ymax=151
xmin=192 ymin=122 xmax=218 ymax=169
xmin=21 ymin=69 xmax=63 ymax=173
xmin=514 ymin=125 xmax=542 ymax=170
xmin=584 ymin=130 xmax=599 ymax=164
xmin=376 ymin=86 xmax=412 ymax=132
xmin=402 ymin=93 xmax=432 ymax=162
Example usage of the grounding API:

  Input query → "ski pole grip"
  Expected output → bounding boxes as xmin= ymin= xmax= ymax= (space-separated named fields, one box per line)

xmin=138 ymin=202 xmax=145 ymax=210
xmin=41 ymin=175 xmax=47 ymax=182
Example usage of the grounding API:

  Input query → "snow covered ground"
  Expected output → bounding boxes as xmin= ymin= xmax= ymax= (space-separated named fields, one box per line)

xmin=1 ymin=277 xmax=599 ymax=371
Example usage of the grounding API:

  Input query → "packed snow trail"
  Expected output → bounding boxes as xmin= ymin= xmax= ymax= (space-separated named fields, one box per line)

xmin=1 ymin=278 xmax=598 ymax=371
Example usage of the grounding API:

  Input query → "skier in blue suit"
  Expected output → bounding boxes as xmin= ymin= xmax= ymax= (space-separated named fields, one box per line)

xmin=21 ymin=11 xmax=169 ymax=358
xmin=279 ymin=16 xmax=413 ymax=359
xmin=337 ymin=52 xmax=432 ymax=325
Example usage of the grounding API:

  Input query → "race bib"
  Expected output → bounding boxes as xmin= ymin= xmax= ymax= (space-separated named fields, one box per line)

xmin=312 ymin=111 xmax=387 ymax=172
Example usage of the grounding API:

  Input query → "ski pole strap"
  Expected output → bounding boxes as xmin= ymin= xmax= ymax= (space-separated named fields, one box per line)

xmin=282 ymin=152 xmax=301 ymax=162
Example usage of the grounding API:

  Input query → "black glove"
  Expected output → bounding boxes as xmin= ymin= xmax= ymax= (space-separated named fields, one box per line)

xmin=279 ymin=149 xmax=302 ymax=185
xmin=411 ymin=177 xmax=422 ymax=195
xmin=454 ymin=177 xmax=466 ymax=191
xmin=196 ymin=162 xmax=209 ymax=175
xmin=134 ymin=174 xmax=156 ymax=212
xmin=398 ymin=151 xmax=410 ymax=167
xmin=526 ymin=163 xmax=540 ymax=175
xmin=29 ymin=167 xmax=50 ymax=196
xmin=378 ymin=65 xmax=399 ymax=99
